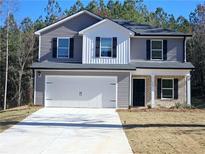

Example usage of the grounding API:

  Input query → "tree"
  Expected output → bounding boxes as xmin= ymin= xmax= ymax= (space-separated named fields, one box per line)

xmin=4 ymin=10 xmax=9 ymax=110
xmin=149 ymin=7 xmax=168 ymax=28
xmin=15 ymin=18 xmax=35 ymax=106
xmin=187 ymin=3 xmax=205 ymax=96
xmin=65 ymin=0 xmax=84 ymax=16
xmin=85 ymin=0 xmax=98 ymax=14
xmin=176 ymin=16 xmax=190 ymax=33
xmin=44 ymin=0 xmax=62 ymax=25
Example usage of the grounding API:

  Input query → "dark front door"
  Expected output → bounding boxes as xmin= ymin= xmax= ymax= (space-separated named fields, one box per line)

xmin=133 ymin=79 xmax=145 ymax=106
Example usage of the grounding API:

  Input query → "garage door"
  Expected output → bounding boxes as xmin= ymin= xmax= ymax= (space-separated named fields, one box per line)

xmin=45 ymin=76 xmax=117 ymax=108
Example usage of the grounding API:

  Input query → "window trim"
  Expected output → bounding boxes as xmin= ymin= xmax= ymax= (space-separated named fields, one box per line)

xmin=57 ymin=37 xmax=70 ymax=59
xmin=100 ymin=37 xmax=113 ymax=58
xmin=161 ymin=78 xmax=174 ymax=99
xmin=151 ymin=39 xmax=163 ymax=60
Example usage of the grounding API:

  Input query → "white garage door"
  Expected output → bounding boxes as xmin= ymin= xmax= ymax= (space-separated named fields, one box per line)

xmin=45 ymin=76 xmax=117 ymax=108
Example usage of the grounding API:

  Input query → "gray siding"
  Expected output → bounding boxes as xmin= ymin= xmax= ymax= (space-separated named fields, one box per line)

xmin=35 ymin=71 xmax=130 ymax=108
xmin=40 ymin=13 xmax=100 ymax=63
xmin=130 ymin=38 xmax=184 ymax=62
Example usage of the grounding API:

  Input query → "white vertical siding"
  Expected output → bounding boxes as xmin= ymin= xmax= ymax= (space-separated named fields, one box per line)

xmin=82 ymin=20 xmax=131 ymax=64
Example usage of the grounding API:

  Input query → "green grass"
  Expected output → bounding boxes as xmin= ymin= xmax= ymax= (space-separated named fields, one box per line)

xmin=0 ymin=105 xmax=41 ymax=133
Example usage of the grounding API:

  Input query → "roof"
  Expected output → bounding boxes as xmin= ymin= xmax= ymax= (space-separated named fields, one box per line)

xmin=31 ymin=62 xmax=136 ymax=70
xmin=113 ymin=19 xmax=192 ymax=36
xmin=35 ymin=10 xmax=102 ymax=35
xmin=79 ymin=18 xmax=134 ymax=36
xmin=31 ymin=61 xmax=194 ymax=70
xmin=130 ymin=61 xmax=194 ymax=69
xmin=35 ymin=10 xmax=191 ymax=37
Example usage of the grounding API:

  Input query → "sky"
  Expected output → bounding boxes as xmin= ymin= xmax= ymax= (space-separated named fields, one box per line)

xmin=1 ymin=0 xmax=204 ymax=25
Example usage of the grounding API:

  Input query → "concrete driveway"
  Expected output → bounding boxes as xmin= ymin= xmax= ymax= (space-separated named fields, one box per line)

xmin=0 ymin=108 xmax=133 ymax=154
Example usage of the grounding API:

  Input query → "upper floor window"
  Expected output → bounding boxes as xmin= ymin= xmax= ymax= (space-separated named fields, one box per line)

xmin=100 ymin=38 xmax=112 ymax=57
xmin=161 ymin=79 xmax=173 ymax=99
xmin=151 ymin=40 xmax=163 ymax=60
xmin=57 ymin=38 xmax=70 ymax=58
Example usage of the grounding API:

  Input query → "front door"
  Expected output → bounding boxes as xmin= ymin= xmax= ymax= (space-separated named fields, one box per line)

xmin=133 ymin=79 xmax=145 ymax=106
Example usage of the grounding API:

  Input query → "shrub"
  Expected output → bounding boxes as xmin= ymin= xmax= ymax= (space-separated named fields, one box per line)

xmin=182 ymin=104 xmax=192 ymax=109
xmin=173 ymin=103 xmax=193 ymax=109
xmin=147 ymin=104 xmax=152 ymax=109
xmin=28 ymin=102 xmax=34 ymax=107
xmin=175 ymin=103 xmax=182 ymax=109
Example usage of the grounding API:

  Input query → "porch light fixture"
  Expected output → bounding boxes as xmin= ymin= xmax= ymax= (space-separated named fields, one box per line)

xmin=37 ymin=71 xmax=41 ymax=77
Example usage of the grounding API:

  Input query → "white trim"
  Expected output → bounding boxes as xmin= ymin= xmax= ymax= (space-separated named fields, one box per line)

xmin=116 ymin=79 xmax=118 ymax=109
xmin=34 ymin=69 xmax=132 ymax=73
xmin=150 ymin=39 xmax=163 ymax=60
xmin=34 ymin=70 xmax=37 ymax=105
xmin=186 ymin=73 xmax=191 ymax=105
xmin=161 ymin=78 xmax=174 ymax=99
xmin=184 ymin=37 xmax=187 ymax=62
xmin=132 ymin=77 xmax=146 ymax=107
xmin=82 ymin=35 xmax=86 ymax=63
xmin=128 ymin=37 xmax=131 ymax=63
xmin=44 ymin=75 xmax=47 ymax=106
xmin=79 ymin=19 xmax=134 ymax=36
xmin=44 ymin=75 xmax=118 ymax=108
xmin=57 ymin=37 xmax=70 ymax=59
xmin=99 ymin=37 xmax=113 ymax=58
xmin=79 ymin=19 xmax=106 ymax=34
xmin=132 ymin=69 xmax=191 ymax=76
xmin=38 ymin=35 xmax=41 ymax=61
xmin=35 ymin=10 xmax=102 ymax=35
xmin=151 ymin=75 xmax=155 ymax=108
xmin=129 ymin=73 xmax=132 ymax=107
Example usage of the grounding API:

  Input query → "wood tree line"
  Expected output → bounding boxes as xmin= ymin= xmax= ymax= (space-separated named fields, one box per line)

xmin=0 ymin=0 xmax=204 ymax=109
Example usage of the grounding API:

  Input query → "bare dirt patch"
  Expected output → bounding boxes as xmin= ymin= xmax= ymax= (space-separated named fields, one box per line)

xmin=118 ymin=110 xmax=205 ymax=154
xmin=0 ymin=105 xmax=41 ymax=133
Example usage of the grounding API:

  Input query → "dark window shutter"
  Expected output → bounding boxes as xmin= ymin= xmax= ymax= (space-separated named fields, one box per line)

xmin=157 ymin=79 xmax=161 ymax=99
xmin=96 ymin=37 xmax=100 ymax=57
xmin=146 ymin=40 xmax=150 ymax=60
xmin=113 ymin=37 xmax=117 ymax=58
xmin=52 ymin=38 xmax=57 ymax=58
xmin=69 ymin=38 xmax=74 ymax=58
xmin=174 ymin=79 xmax=178 ymax=99
xmin=163 ymin=40 xmax=167 ymax=60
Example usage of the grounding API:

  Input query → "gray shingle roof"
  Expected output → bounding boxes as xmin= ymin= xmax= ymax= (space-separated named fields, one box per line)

xmin=31 ymin=61 xmax=194 ymax=70
xmin=31 ymin=62 xmax=136 ymax=70
xmin=113 ymin=19 xmax=191 ymax=36
xmin=130 ymin=61 xmax=194 ymax=69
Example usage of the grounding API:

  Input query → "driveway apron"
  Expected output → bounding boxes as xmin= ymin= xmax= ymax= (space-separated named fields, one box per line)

xmin=0 ymin=108 xmax=133 ymax=154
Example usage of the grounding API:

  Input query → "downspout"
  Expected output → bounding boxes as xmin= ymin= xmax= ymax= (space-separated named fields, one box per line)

xmin=183 ymin=36 xmax=187 ymax=62
xmin=38 ymin=35 xmax=41 ymax=62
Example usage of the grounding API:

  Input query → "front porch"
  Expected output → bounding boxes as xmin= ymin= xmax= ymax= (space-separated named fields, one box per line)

xmin=130 ymin=69 xmax=191 ymax=108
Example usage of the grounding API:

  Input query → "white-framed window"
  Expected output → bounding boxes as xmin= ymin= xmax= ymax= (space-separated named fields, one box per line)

xmin=57 ymin=37 xmax=70 ymax=58
xmin=151 ymin=40 xmax=163 ymax=60
xmin=161 ymin=79 xmax=174 ymax=99
xmin=100 ymin=38 xmax=112 ymax=57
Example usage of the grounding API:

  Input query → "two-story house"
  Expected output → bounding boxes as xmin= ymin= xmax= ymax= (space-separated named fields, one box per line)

xmin=32 ymin=10 xmax=194 ymax=108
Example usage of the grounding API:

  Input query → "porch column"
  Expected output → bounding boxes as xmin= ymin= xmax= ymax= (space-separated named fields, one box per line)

xmin=151 ymin=75 xmax=155 ymax=108
xmin=186 ymin=74 xmax=191 ymax=106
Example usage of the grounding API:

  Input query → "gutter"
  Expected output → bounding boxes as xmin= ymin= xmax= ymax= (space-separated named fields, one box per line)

xmin=135 ymin=33 xmax=192 ymax=37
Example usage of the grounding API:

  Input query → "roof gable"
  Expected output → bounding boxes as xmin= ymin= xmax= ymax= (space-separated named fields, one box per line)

xmin=79 ymin=18 xmax=134 ymax=36
xmin=35 ymin=10 xmax=103 ymax=35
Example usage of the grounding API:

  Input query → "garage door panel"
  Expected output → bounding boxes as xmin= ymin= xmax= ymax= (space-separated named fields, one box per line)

xmin=45 ymin=76 xmax=116 ymax=108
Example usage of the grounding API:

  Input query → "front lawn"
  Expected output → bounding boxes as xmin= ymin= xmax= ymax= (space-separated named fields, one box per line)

xmin=0 ymin=105 xmax=41 ymax=133
xmin=118 ymin=110 xmax=205 ymax=154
